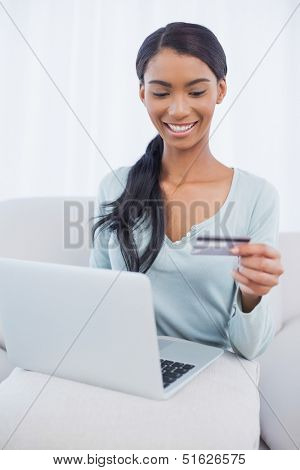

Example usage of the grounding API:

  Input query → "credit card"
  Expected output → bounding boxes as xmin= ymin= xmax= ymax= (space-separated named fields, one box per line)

xmin=190 ymin=236 xmax=250 ymax=256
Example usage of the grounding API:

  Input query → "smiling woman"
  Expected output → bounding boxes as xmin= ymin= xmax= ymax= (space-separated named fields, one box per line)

xmin=92 ymin=21 xmax=229 ymax=273
xmin=90 ymin=22 xmax=283 ymax=361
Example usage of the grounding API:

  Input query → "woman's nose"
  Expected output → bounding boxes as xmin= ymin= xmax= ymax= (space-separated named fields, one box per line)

xmin=168 ymin=97 xmax=190 ymax=116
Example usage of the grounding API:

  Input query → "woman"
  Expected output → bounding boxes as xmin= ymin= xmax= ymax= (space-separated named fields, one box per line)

xmin=90 ymin=22 xmax=284 ymax=360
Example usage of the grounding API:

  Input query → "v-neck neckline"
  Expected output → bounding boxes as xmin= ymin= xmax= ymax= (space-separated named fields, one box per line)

xmin=164 ymin=167 xmax=239 ymax=247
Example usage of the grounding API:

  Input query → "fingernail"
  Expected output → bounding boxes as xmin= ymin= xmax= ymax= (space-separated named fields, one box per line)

xmin=230 ymin=247 xmax=239 ymax=254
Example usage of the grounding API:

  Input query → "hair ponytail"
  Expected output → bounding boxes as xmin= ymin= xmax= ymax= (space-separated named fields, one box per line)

xmin=91 ymin=134 xmax=165 ymax=273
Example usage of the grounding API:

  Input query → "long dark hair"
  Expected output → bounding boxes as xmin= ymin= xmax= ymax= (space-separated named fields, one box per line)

xmin=91 ymin=22 xmax=227 ymax=273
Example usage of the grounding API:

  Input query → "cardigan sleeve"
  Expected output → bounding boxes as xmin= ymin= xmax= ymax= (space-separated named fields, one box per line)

xmin=227 ymin=180 xmax=280 ymax=360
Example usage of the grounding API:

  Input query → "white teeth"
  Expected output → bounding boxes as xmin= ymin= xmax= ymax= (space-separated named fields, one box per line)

xmin=167 ymin=122 xmax=196 ymax=132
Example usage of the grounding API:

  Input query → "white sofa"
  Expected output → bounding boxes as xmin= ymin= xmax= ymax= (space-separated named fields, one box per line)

xmin=0 ymin=197 xmax=299 ymax=450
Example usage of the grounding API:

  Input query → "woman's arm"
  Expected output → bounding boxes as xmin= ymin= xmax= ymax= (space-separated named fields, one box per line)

xmin=227 ymin=180 xmax=283 ymax=360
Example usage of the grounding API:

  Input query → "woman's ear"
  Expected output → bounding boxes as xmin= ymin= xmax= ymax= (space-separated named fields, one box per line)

xmin=216 ymin=78 xmax=227 ymax=104
xmin=139 ymin=84 xmax=145 ymax=105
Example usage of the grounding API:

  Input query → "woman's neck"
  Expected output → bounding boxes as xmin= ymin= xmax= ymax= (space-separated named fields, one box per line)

xmin=160 ymin=147 xmax=223 ymax=185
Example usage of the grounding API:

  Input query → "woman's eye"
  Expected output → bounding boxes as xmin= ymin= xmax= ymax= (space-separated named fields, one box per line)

xmin=152 ymin=91 xmax=205 ymax=97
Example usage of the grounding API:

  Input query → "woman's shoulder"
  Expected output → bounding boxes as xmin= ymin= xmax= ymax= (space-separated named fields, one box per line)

xmin=236 ymin=167 xmax=279 ymax=198
xmin=100 ymin=165 xmax=131 ymax=184
xmin=96 ymin=165 xmax=131 ymax=201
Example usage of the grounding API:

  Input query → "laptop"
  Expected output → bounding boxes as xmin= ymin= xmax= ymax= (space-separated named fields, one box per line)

xmin=0 ymin=257 xmax=224 ymax=400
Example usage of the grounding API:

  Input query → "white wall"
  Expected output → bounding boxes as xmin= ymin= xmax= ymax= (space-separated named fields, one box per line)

xmin=0 ymin=0 xmax=299 ymax=230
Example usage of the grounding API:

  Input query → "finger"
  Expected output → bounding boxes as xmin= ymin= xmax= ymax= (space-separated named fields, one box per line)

xmin=232 ymin=270 xmax=271 ymax=295
xmin=239 ymin=256 xmax=284 ymax=276
xmin=235 ymin=265 xmax=278 ymax=286
xmin=231 ymin=243 xmax=280 ymax=259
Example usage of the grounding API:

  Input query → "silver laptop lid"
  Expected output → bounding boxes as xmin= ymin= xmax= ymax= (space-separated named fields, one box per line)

xmin=0 ymin=258 xmax=165 ymax=400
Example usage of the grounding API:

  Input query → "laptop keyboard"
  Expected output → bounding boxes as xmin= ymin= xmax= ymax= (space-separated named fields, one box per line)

xmin=160 ymin=359 xmax=195 ymax=388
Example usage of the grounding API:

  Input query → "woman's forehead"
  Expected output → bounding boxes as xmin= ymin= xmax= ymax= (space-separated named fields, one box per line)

xmin=145 ymin=49 xmax=213 ymax=82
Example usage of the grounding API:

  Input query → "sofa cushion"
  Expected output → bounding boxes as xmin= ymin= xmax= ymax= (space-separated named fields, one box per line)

xmin=0 ymin=351 xmax=260 ymax=450
xmin=258 ymin=315 xmax=300 ymax=449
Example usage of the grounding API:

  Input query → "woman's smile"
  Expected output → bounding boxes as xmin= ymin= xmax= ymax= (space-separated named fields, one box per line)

xmin=162 ymin=120 xmax=199 ymax=137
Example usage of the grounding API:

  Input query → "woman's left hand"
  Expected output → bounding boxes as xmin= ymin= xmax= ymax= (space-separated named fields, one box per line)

xmin=230 ymin=243 xmax=284 ymax=297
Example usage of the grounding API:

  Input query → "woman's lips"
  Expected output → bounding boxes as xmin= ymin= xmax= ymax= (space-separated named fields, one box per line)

xmin=163 ymin=120 xmax=199 ymax=137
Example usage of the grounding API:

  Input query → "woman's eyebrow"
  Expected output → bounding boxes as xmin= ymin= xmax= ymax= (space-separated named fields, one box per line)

xmin=148 ymin=78 xmax=210 ymax=87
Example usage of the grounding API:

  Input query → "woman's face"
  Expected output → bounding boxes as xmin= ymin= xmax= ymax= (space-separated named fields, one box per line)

xmin=139 ymin=48 xmax=226 ymax=149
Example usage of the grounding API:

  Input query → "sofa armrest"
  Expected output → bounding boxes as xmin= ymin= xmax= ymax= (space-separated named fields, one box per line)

xmin=279 ymin=233 xmax=300 ymax=323
xmin=0 ymin=313 xmax=6 ymax=350
xmin=257 ymin=316 xmax=300 ymax=449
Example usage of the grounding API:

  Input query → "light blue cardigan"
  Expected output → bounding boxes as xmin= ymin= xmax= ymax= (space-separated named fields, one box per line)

xmin=90 ymin=165 xmax=280 ymax=360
